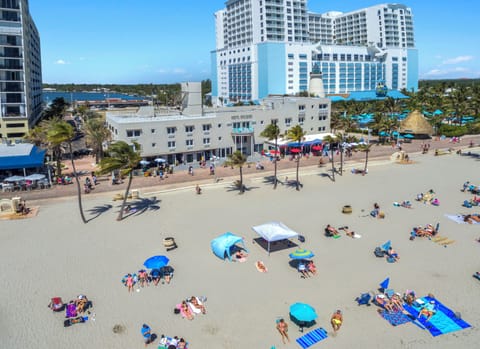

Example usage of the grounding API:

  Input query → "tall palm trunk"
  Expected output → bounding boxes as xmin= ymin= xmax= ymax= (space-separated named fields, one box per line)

xmin=273 ymin=135 xmax=278 ymax=189
xmin=118 ymin=172 xmax=133 ymax=221
xmin=330 ymin=147 xmax=336 ymax=182
xmin=239 ymin=166 xmax=244 ymax=194
xmin=364 ymin=151 xmax=369 ymax=173
xmin=339 ymin=146 xmax=344 ymax=176
xmin=295 ymin=156 xmax=300 ymax=191
xmin=69 ymin=143 xmax=87 ymax=223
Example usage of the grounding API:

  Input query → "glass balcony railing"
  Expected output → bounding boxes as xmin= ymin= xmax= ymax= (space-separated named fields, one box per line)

xmin=231 ymin=127 xmax=254 ymax=134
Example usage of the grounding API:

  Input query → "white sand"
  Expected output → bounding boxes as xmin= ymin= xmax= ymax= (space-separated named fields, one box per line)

xmin=1 ymin=151 xmax=480 ymax=349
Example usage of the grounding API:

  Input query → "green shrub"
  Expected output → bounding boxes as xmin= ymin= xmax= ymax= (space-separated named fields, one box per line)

xmin=438 ymin=124 xmax=468 ymax=137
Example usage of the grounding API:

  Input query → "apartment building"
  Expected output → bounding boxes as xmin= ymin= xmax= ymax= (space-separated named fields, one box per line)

xmin=211 ymin=1 xmax=417 ymax=102
xmin=0 ymin=0 xmax=42 ymax=142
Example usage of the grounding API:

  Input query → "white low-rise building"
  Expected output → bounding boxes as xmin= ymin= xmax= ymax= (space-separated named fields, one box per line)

xmin=106 ymin=82 xmax=331 ymax=164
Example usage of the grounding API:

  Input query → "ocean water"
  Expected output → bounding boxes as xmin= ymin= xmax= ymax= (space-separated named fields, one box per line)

xmin=43 ymin=91 xmax=147 ymax=102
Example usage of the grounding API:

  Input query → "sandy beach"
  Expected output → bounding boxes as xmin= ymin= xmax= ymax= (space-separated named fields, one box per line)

xmin=1 ymin=148 xmax=480 ymax=349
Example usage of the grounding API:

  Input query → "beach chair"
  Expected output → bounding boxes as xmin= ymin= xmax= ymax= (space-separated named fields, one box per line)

xmin=355 ymin=292 xmax=372 ymax=306
xmin=163 ymin=237 xmax=177 ymax=251
xmin=463 ymin=200 xmax=472 ymax=208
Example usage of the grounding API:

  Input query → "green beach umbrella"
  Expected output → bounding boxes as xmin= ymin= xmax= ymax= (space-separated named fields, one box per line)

xmin=289 ymin=249 xmax=314 ymax=260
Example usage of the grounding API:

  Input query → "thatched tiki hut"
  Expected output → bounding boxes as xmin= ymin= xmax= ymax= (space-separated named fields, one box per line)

xmin=399 ymin=110 xmax=434 ymax=139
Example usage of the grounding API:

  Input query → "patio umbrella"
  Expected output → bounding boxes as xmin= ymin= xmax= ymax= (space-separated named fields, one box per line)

xmin=154 ymin=158 xmax=166 ymax=163
xmin=311 ymin=145 xmax=321 ymax=151
xmin=269 ymin=149 xmax=280 ymax=155
xmin=139 ymin=160 xmax=150 ymax=166
xmin=289 ymin=249 xmax=314 ymax=260
xmin=290 ymin=148 xmax=301 ymax=154
xmin=4 ymin=175 xmax=25 ymax=182
xmin=143 ymin=255 xmax=169 ymax=269
xmin=290 ymin=302 xmax=318 ymax=322
xmin=403 ymin=134 xmax=414 ymax=139
xmin=25 ymin=174 xmax=46 ymax=181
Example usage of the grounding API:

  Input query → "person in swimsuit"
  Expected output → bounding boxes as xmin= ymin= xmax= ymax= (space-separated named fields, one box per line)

xmin=307 ymin=261 xmax=317 ymax=275
xmin=276 ymin=318 xmax=290 ymax=344
xmin=125 ymin=274 xmax=135 ymax=293
xmin=181 ymin=300 xmax=194 ymax=320
xmin=331 ymin=310 xmax=343 ymax=333
xmin=138 ymin=270 xmax=148 ymax=287
xmin=189 ymin=296 xmax=207 ymax=314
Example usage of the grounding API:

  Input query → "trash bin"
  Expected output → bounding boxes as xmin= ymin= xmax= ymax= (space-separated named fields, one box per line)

xmin=131 ymin=189 xmax=139 ymax=199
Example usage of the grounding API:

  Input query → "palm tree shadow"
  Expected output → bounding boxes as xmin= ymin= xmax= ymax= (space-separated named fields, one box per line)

xmin=117 ymin=196 xmax=161 ymax=218
xmin=225 ymin=182 xmax=259 ymax=194
xmin=284 ymin=179 xmax=303 ymax=189
xmin=318 ymin=172 xmax=334 ymax=182
xmin=87 ymin=204 xmax=113 ymax=222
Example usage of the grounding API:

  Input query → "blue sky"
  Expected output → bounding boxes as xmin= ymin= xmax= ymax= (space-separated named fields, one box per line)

xmin=30 ymin=0 xmax=480 ymax=84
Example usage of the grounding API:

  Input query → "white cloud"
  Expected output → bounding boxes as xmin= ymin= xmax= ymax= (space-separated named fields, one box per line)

xmin=421 ymin=66 xmax=473 ymax=79
xmin=424 ymin=69 xmax=443 ymax=76
xmin=173 ymin=68 xmax=187 ymax=74
xmin=442 ymin=55 xmax=474 ymax=65
xmin=55 ymin=59 xmax=68 ymax=65
xmin=156 ymin=69 xmax=168 ymax=74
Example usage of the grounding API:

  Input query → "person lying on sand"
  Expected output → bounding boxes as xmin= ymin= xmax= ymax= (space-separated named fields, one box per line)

xmin=464 ymin=214 xmax=480 ymax=224
xmin=325 ymin=224 xmax=340 ymax=237
xmin=189 ymin=296 xmax=207 ymax=314
xmin=339 ymin=226 xmax=359 ymax=238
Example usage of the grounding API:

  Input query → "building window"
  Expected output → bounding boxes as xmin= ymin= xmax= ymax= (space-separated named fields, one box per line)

xmin=152 ymin=143 xmax=156 ymax=147
xmin=203 ymin=138 xmax=210 ymax=145
xmin=218 ymin=123 xmax=222 ymax=128
xmin=126 ymin=129 xmax=141 ymax=137
xmin=186 ymin=139 xmax=194 ymax=146
xmin=151 ymin=129 xmax=155 ymax=133
xmin=285 ymin=118 xmax=292 ymax=126
xmin=298 ymin=116 xmax=305 ymax=125
xmin=185 ymin=125 xmax=194 ymax=133
xmin=168 ymin=141 xmax=176 ymax=148
xmin=298 ymin=105 xmax=305 ymax=111
xmin=167 ymin=127 xmax=176 ymax=134
xmin=202 ymin=124 xmax=211 ymax=131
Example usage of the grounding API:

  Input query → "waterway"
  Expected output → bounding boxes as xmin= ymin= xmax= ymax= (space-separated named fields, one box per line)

xmin=43 ymin=91 xmax=147 ymax=103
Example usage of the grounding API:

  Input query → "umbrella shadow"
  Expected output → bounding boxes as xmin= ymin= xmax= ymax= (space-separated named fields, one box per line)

xmin=289 ymin=314 xmax=316 ymax=332
xmin=252 ymin=237 xmax=298 ymax=253
xmin=288 ymin=259 xmax=312 ymax=270
xmin=86 ymin=204 xmax=113 ymax=222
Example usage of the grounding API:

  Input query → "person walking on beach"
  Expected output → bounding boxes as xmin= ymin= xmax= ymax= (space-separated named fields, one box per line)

xmin=331 ymin=310 xmax=343 ymax=334
xmin=276 ymin=318 xmax=290 ymax=344
xmin=141 ymin=324 xmax=153 ymax=347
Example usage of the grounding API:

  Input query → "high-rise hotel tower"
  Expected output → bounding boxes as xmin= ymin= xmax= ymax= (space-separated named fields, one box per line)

xmin=0 ymin=0 xmax=42 ymax=141
xmin=211 ymin=1 xmax=417 ymax=103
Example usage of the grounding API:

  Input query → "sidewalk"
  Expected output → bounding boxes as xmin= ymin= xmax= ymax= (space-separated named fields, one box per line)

xmin=2 ymin=135 xmax=479 ymax=204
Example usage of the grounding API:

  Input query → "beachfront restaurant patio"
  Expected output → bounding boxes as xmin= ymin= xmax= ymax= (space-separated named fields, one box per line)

xmin=0 ymin=143 xmax=50 ymax=192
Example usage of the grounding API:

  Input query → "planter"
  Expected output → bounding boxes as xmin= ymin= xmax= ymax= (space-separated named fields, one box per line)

xmin=342 ymin=205 xmax=352 ymax=214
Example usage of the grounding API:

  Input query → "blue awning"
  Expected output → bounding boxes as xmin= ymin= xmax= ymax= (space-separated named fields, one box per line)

xmin=0 ymin=145 xmax=46 ymax=170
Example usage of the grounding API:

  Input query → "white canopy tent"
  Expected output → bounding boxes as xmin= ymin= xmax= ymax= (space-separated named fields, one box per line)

xmin=252 ymin=221 xmax=299 ymax=255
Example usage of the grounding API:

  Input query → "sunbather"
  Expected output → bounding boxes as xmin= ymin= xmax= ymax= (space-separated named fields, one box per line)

xmin=276 ymin=318 xmax=290 ymax=344
xmin=325 ymin=224 xmax=340 ymax=237
xmin=138 ymin=270 xmax=149 ymax=287
xmin=180 ymin=300 xmax=194 ymax=320
xmin=401 ymin=200 xmax=412 ymax=208
xmin=339 ymin=226 xmax=356 ymax=238
xmin=464 ymin=214 xmax=480 ymax=224
xmin=189 ymin=296 xmax=206 ymax=314
xmin=417 ymin=301 xmax=436 ymax=321
xmin=387 ymin=247 xmax=400 ymax=261
xmin=307 ymin=261 xmax=317 ymax=275
xmin=375 ymin=294 xmax=395 ymax=312
xmin=390 ymin=293 xmax=404 ymax=311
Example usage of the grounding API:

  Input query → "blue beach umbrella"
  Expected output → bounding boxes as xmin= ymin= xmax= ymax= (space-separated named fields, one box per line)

xmin=381 ymin=240 xmax=391 ymax=251
xmin=143 ymin=255 xmax=169 ymax=269
xmin=289 ymin=249 xmax=315 ymax=260
xmin=289 ymin=303 xmax=318 ymax=322
xmin=380 ymin=277 xmax=390 ymax=291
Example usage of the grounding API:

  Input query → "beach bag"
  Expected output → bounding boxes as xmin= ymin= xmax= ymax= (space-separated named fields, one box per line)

xmin=174 ymin=308 xmax=181 ymax=314
xmin=374 ymin=247 xmax=385 ymax=257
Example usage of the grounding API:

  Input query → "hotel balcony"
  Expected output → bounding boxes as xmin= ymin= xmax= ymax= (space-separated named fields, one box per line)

xmin=231 ymin=127 xmax=254 ymax=135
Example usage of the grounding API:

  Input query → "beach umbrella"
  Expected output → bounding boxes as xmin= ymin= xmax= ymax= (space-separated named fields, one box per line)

xmin=154 ymin=158 xmax=166 ymax=163
xmin=289 ymin=303 xmax=318 ymax=322
xmin=381 ymin=240 xmax=391 ymax=251
xmin=139 ymin=160 xmax=150 ymax=166
xmin=25 ymin=174 xmax=46 ymax=181
xmin=269 ymin=149 xmax=280 ymax=155
xmin=143 ymin=255 xmax=169 ymax=269
xmin=403 ymin=134 xmax=414 ymax=139
xmin=380 ymin=277 xmax=390 ymax=291
xmin=290 ymin=148 xmax=301 ymax=154
xmin=311 ymin=145 xmax=321 ymax=151
xmin=4 ymin=175 xmax=25 ymax=182
xmin=289 ymin=249 xmax=314 ymax=260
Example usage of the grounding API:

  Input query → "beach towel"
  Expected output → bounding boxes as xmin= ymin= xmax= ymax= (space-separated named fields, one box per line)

xmin=445 ymin=214 xmax=480 ymax=224
xmin=65 ymin=303 xmax=77 ymax=318
xmin=403 ymin=296 xmax=471 ymax=336
xmin=378 ymin=309 xmax=412 ymax=326
xmin=296 ymin=327 xmax=328 ymax=349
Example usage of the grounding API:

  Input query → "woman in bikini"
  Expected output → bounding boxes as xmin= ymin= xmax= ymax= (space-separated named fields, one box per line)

xmin=125 ymin=274 xmax=135 ymax=293
xmin=276 ymin=318 xmax=290 ymax=344
xmin=181 ymin=301 xmax=194 ymax=320
xmin=189 ymin=296 xmax=207 ymax=314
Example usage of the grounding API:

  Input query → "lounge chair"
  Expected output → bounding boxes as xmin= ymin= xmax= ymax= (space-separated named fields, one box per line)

xmin=163 ymin=237 xmax=177 ymax=251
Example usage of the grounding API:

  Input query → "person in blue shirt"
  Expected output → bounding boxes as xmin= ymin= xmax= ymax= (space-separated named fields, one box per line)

xmin=141 ymin=324 xmax=152 ymax=346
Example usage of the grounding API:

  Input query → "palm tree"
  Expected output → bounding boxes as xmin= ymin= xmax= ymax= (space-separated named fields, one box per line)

xmin=84 ymin=117 xmax=110 ymax=163
xmin=47 ymin=120 xmax=87 ymax=223
xmin=334 ymin=132 xmax=345 ymax=175
xmin=98 ymin=141 xmax=142 ymax=221
xmin=357 ymin=143 xmax=373 ymax=174
xmin=225 ymin=150 xmax=248 ymax=194
xmin=260 ymin=120 xmax=281 ymax=188
xmin=322 ymin=134 xmax=336 ymax=182
xmin=286 ymin=125 xmax=306 ymax=190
